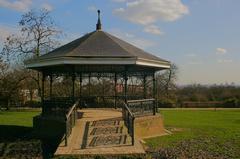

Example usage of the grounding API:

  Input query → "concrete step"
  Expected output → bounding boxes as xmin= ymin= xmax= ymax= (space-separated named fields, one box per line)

xmin=85 ymin=118 xmax=132 ymax=148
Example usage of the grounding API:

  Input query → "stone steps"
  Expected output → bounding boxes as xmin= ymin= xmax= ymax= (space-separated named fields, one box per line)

xmin=85 ymin=118 xmax=132 ymax=148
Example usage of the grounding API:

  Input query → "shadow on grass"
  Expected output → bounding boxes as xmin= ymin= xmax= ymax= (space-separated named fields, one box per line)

xmin=0 ymin=125 xmax=32 ymax=142
xmin=0 ymin=125 xmax=63 ymax=159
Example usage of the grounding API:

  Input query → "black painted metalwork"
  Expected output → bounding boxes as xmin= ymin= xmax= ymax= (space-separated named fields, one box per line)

xmin=65 ymin=100 xmax=79 ymax=146
xmin=41 ymin=73 xmax=45 ymax=103
xmin=114 ymin=73 xmax=117 ymax=109
xmin=50 ymin=75 xmax=53 ymax=98
xmin=122 ymin=102 xmax=135 ymax=145
xmin=96 ymin=10 xmax=102 ymax=30
xmin=79 ymin=73 xmax=82 ymax=107
xmin=124 ymin=71 xmax=128 ymax=103
xmin=143 ymin=75 xmax=147 ymax=99
xmin=42 ymin=97 xmax=74 ymax=117
xmin=153 ymin=74 xmax=156 ymax=115
xmin=72 ymin=74 xmax=75 ymax=100
xmin=127 ymin=99 xmax=156 ymax=116
xmin=88 ymin=73 xmax=91 ymax=96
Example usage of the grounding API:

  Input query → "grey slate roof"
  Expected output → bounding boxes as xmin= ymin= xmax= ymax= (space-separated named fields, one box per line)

xmin=37 ymin=30 xmax=169 ymax=63
xmin=25 ymin=30 xmax=171 ymax=70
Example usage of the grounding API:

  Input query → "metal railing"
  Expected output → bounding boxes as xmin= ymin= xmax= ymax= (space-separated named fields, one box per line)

xmin=127 ymin=98 xmax=156 ymax=116
xmin=79 ymin=95 xmax=143 ymax=108
xmin=42 ymin=97 xmax=74 ymax=117
xmin=122 ymin=102 xmax=135 ymax=145
xmin=64 ymin=100 xmax=79 ymax=146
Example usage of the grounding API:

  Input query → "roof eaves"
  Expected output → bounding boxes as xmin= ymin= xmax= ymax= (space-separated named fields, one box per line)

xmin=25 ymin=56 xmax=138 ymax=68
xmin=136 ymin=57 xmax=171 ymax=68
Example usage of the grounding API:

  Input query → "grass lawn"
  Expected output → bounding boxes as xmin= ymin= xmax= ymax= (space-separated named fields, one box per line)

xmin=145 ymin=109 xmax=240 ymax=158
xmin=0 ymin=110 xmax=46 ymax=158
xmin=0 ymin=110 xmax=41 ymax=142
xmin=0 ymin=110 xmax=40 ymax=127
xmin=0 ymin=110 xmax=65 ymax=158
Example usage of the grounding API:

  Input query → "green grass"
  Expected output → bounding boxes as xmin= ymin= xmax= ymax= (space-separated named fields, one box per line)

xmin=0 ymin=110 xmax=41 ymax=142
xmin=145 ymin=109 xmax=240 ymax=155
xmin=0 ymin=110 xmax=64 ymax=158
xmin=0 ymin=110 xmax=40 ymax=127
xmin=1 ymin=109 xmax=240 ymax=158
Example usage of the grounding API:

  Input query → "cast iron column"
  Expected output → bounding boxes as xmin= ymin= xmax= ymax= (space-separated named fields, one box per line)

xmin=88 ymin=73 xmax=91 ymax=96
xmin=156 ymin=76 xmax=158 ymax=113
xmin=143 ymin=75 xmax=147 ymax=99
xmin=124 ymin=72 xmax=128 ymax=103
xmin=41 ymin=73 xmax=45 ymax=114
xmin=50 ymin=74 xmax=53 ymax=99
xmin=152 ymin=73 xmax=156 ymax=115
xmin=72 ymin=74 xmax=75 ymax=101
xmin=41 ymin=73 xmax=45 ymax=103
xmin=114 ymin=73 xmax=117 ymax=109
xmin=79 ymin=73 xmax=82 ymax=104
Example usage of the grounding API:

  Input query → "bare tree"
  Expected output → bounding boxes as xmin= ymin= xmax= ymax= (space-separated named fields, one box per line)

xmin=0 ymin=60 xmax=27 ymax=109
xmin=1 ymin=9 xmax=61 ymax=97
xmin=157 ymin=64 xmax=178 ymax=95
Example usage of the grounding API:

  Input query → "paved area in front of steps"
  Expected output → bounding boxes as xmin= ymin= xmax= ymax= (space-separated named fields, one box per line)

xmin=55 ymin=109 xmax=146 ymax=156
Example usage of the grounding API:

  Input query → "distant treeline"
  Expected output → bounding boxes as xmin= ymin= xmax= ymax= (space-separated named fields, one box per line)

xmin=158 ymin=84 xmax=240 ymax=108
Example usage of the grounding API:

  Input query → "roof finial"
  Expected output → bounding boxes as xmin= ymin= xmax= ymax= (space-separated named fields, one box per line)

xmin=96 ymin=10 xmax=102 ymax=30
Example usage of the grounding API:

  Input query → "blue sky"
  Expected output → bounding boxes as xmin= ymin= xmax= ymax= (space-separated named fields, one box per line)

xmin=0 ymin=0 xmax=240 ymax=85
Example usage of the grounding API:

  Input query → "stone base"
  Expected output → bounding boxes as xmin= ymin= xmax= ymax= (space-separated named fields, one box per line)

xmin=33 ymin=115 xmax=65 ymax=138
xmin=134 ymin=115 xmax=168 ymax=139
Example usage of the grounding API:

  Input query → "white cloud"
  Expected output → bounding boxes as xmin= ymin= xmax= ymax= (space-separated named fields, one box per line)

xmin=216 ymin=47 xmax=227 ymax=55
xmin=185 ymin=53 xmax=197 ymax=57
xmin=0 ymin=0 xmax=32 ymax=12
xmin=187 ymin=60 xmax=203 ymax=65
xmin=113 ymin=0 xmax=189 ymax=25
xmin=217 ymin=59 xmax=233 ymax=63
xmin=112 ymin=0 xmax=126 ymax=2
xmin=109 ymin=29 xmax=155 ymax=49
xmin=88 ymin=5 xmax=97 ymax=12
xmin=143 ymin=25 xmax=163 ymax=35
xmin=41 ymin=3 xmax=53 ymax=11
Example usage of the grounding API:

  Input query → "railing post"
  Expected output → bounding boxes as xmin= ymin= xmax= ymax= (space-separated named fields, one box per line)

xmin=65 ymin=117 xmax=68 ymax=146
xmin=79 ymin=73 xmax=82 ymax=109
xmin=124 ymin=72 xmax=128 ymax=103
xmin=153 ymin=73 xmax=156 ymax=115
xmin=114 ymin=73 xmax=117 ymax=109
xmin=152 ymin=100 xmax=155 ymax=115
xmin=132 ymin=116 xmax=135 ymax=145
xmin=73 ymin=107 xmax=75 ymax=126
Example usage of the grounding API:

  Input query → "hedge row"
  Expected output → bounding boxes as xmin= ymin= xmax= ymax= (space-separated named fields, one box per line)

xmin=158 ymin=98 xmax=240 ymax=108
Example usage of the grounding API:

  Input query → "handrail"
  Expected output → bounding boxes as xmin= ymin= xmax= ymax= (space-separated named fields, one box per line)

xmin=127 ymin=98 xmax=155 ymax=103
xmin=64 ymin=100 xmax=79 ymax=146
xmin=122 ymin=102 xmax=135 ymax=145
xmin=123 ymin=103 xmax=134 ymax=117
xmin=66 ymin=101 xmax=78 ymax=119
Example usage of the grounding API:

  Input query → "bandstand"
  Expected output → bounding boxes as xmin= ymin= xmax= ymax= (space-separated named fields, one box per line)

xmin=25 ymin=10 xmax=170 ymax=156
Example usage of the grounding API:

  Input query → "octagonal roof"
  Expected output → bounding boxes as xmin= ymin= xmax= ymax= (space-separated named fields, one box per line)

xmin=25 ymin=10 xmax=170 ymax=70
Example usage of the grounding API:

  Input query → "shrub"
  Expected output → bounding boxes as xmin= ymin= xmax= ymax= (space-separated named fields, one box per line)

xmin=224 ymin=98 xmax=239 ymax=108
xmin=24 ymin=100 xmax=41 ymax=108
xmin=158 ymin=98 xmax=176 ymax=108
